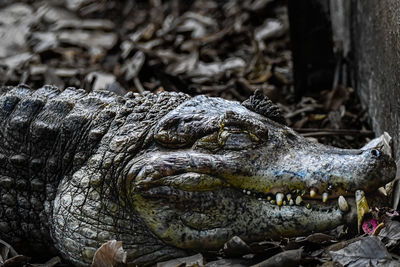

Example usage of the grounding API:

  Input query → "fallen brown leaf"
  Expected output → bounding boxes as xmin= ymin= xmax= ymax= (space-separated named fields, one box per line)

xmin=92 ymin=240 xmax=127 ymax=267
xmin=250 ymin=248 xmax=303 ymax=267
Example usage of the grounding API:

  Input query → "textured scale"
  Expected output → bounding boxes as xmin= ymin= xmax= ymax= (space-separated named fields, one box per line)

xmin=0 ymin=85 xmax=189 ymax=257
xmin=242 ymin=89 xmax=286 ymax=125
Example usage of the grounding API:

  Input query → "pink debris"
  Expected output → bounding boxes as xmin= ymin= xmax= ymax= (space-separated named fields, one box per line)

xmin=386 ymin=210 xmax=399 ymax=217
xmin=362 ymin=217 xmax=379 ymax=235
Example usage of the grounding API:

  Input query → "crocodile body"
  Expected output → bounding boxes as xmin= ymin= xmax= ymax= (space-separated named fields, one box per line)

xmin=0 ymin=85 xmax=396 ymax=266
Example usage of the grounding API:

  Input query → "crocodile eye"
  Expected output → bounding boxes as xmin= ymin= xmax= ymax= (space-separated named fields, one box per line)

xmin=371 ymin=149 xmax=380 ymax=157
xmin=218 ymin=130 xmax=259 ymax=150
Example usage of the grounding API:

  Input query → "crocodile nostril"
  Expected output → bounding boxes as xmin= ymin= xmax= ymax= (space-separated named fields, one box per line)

xmin=371 ymin=149 xmax=380 ymax=157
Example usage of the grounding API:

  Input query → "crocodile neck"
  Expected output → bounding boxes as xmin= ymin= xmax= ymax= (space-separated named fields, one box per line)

xmin=0 ymin=85 xmax=189 ymax=255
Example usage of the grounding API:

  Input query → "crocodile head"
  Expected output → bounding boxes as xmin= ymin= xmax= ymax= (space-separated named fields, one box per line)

xmin=52 ymin=93 xmax=396 ymax=266
xmin=129 ymin=94 xmax=396 ymax=254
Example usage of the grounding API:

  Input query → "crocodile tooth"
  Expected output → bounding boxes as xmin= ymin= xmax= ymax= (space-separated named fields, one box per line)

xmin=243 ymin=189 xmax=246 ymax=194
xmin=283 ymin=200 xmax=287 ymax=206
xmin=270 ymin=200 xmax=276 ymax=205
xmin=322 ymin=192 xmax=328 ymax=203
xmin=295 ymin=196 xmax=303 ymax=205
xmin=247 ymin=190 xmax=251 ymax=195
xmin=310 ymin=188 xmax=317 ymax=198
xmin=267 ymin=196 xmax=272 ymax=201
xmin=258 ymin=197 xmax=262 ymax=201
xmin=276 ymin=193 xmax=284 ymax=206
xmin=289 ymin=199 xmax=294 ymax=206
xmin=306 ymin=203 xmax=311 ymax=209
xmin=338 ymin=196 xmax=349 ymax=212
xmin=378 ymin=187 xmax=387 ymax=196
xmin=286 ymin=194 xmax=292 ymax=201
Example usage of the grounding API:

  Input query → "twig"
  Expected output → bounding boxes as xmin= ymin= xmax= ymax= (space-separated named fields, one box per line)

xmin=284 ymin=105 xmax=323 ymax=119
xmin=294 ymin=128 xmax=374 ymax=137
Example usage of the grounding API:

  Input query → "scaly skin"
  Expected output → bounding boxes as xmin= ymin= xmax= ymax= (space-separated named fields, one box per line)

xmin=0 ymin=85 xmax=396 ymax=266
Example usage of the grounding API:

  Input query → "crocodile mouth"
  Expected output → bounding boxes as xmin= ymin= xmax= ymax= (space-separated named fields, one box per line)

xmin=135 ymin=172 xmax=376 ymax=213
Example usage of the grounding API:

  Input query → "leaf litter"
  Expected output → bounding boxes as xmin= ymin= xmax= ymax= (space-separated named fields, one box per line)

xmin=0 ymin=0 xmax=398 ymax=266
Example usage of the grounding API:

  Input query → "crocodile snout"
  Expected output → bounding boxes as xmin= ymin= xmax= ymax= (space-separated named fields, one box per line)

xmin=363 ymin=147 xmax=396 ymax=182
xmin=229 ymin=133 xmax=397 ymax=209
xmin=328 ymin=147 xmax=396 ymax=197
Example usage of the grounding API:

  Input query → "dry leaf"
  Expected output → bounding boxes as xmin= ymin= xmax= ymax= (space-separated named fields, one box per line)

xmin=330 ymin=236 xmax=397 ymax=267
xmin=157 ymin=253 xmax=204 ymax=267
xmin=3 ymin=255 xmax=30 ymax=267
xmin=295 ymin=233 xmax=336 ymax=245
xmin=92 ymin=240 xmax=127 ymax=267
xmin=379 ymin=220 xmax=400 ymax=248
xmin=0 ymin=239 xmax=18 ymax=264
xmin=250 ymin=248 xmax=303 ymax=267
xmin=223 ymin=236 xmax=252 ymax=257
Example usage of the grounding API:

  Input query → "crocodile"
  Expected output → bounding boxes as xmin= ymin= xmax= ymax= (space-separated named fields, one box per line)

xmin=0 ymin=85 xmax=396 ymax=266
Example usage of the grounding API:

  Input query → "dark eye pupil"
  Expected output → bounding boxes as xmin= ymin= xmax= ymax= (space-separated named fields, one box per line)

xmin=371 ymin=149 xmax=380 ymax=157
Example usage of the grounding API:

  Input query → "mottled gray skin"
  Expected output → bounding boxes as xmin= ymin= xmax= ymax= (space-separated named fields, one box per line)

xmin=0 ymin=85 xmax=396 ymax=266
